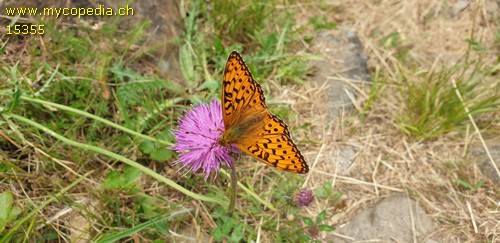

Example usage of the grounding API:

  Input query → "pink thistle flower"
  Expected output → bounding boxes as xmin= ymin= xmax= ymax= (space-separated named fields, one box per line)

xmin=170 ymin=99 xmax=238 ymax=180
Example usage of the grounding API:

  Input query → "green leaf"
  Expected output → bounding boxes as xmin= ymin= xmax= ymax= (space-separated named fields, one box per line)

xmin=139 ymin=141 xmax=156 ymax=154
xmin=456 ymin=178 xmax=472 ymax=190
xmin=0 ymin=163 xmax=8 ymax=173
xmin=456 ymin=178 xmax=485 ymax=190
xmin=230 ymin=224 xmax=245 ymax=242
xmin=323 ymin=182 xmax=333 ymax=193
xmin=0 ymin=83 xmax=22 ymax=114
xmin=103 ymin=170 xmax=124 ymax=189
xmin=212 ymin=227 xmax=224 ymax=241
xmin=157 ymin=130 xmax=176 ymax=143
xmin=318 ymin=224 xmax=336 ymax=232
xmin=316 ymin=210 xmax=327 ymax=224
xmin=314 ymin=187 xmax=328 ymax=198
xmin=179 ymin=44 xmax=199 ymax=84
xmin=213 ymin=217 xmax=235 ymax=241
xmin=9 ymin=206 xmax=21 ymax=221
xmin=314 ymin=182 xmax=333 ymax=198
xmin=221 ymin=218 xmax=234 ymax=234
xmin=103 ymin=167 xmax=141 ymax=191
xmin=308 ymin=15 xmax=337 ymax=31
xmin=200 ymin=80 xmax=219 ymax=91
xmin=138 ymin=195 xmax=157 ymax=217
xmin=302 ymin=217 xmax=314 ymax=226
xmin=0 ymin=191 xmax=13 ymax=230
xmin=0 ymin=191 xmax=21 ymax=232
xmin=150 ymin=148 xmax=174 ymax=162
xmin=122 ymin=167 xmax=141 ymax=185
xmin=474 ymin=179 xmax=485 ymax=189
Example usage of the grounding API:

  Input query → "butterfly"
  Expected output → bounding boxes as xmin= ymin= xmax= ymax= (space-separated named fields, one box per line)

xmin=219 ymin=51 xmax=309 ymax=174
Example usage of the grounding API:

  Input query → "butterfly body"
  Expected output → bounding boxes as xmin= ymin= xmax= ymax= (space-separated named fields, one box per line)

xmin=220 ymin=51 xmax=309 ymax=174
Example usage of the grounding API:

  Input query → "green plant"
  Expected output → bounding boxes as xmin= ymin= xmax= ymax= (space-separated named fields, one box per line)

xmin=315 ymin=182 xmax=342 ymax=201
xmin=302 ymin=210 xmax=336 ymax=238
xmin=308 ymin=15 xmax=337 ymax=31
xmin=397 ymin=57 xmax=499 ymax=140
xmin=0 ymin=192 xmax=22 ymax=233
xmin=211 ymin=208 xmax=249 ymax=242
xmin=456 ymin=178 xmax=485 ymax=191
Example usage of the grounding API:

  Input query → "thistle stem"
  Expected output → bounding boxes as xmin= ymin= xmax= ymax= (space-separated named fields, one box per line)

xmin=228 ymin=161 xmax=238 ymax=213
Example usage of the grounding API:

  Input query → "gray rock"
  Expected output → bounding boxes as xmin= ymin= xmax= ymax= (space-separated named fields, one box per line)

xmin=310 ymin=29 xmax=370 ymax=118
xmin=450 ymin=0 xmax=469 ymax=16
xmin=472 ymin=137 xmax=500 ymax=184
xmin=334 ymin=145 xmax=356 ymax=173
xmin=103 ymin=0 xmax=183 ymax=81
xmin=331 ymin=194 xmax=434 ymax=242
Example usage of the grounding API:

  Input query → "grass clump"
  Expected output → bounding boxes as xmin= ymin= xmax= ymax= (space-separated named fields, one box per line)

xmin=397 ymin=55 xmax=499 ymax=140
xmin=179 ymin=0 xmax=311 ymax=90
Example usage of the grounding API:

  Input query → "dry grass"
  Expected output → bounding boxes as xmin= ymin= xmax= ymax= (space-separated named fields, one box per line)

xmin=283 ymin=0 xmax=500 ymax=241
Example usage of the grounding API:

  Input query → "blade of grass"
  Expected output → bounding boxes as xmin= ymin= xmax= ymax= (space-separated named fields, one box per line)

xmin=19 ymin=95 xmax=175 ymax=147
xmin=96 ymin=208 xmax=193 ymax=243
xmin=451 ymin=79 xmax=500 ymax=179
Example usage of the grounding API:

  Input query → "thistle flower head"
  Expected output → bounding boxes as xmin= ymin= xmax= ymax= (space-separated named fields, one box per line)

xmin=170 ymin=99 xmax=238 ymax=180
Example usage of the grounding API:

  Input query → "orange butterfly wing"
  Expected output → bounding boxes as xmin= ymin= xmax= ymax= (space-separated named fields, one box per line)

xmin=221 ymin=51 xmax=309 ymax=174
xmin=222 ymin=51 xmax=267 ymax=128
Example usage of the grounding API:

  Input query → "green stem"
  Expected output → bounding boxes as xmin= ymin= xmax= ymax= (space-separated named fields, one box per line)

xmin=228 ymin=162 xmax=238 ymax=213
xmin=19 ymin=95 xmax=176 ymax=147
xmin=6 ymin=113 xmax=228 ymax=208
xmin=220 ymin=168 xmax=277 ymax=211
